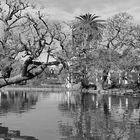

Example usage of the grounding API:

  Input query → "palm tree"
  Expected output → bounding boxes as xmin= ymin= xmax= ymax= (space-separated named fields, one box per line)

xmin=73 ymin=13 xmax=105 ymax=49
xmin=72 ymin=13 xmax=105 ymax=90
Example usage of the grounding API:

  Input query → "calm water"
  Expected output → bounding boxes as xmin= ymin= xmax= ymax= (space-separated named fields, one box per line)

xmin=0 ymin=90 xmax=140 ymax=140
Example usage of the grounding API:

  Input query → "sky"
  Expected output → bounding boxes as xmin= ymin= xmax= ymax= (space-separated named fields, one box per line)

xmin=32 ymin=0 xmax=140 ymax=23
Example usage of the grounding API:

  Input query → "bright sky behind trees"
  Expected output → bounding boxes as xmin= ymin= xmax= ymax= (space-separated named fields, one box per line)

xmin=32 ymin=0 xmax=140 ymax=22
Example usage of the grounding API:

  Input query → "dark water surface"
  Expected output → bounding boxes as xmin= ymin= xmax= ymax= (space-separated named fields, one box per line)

xmin=0 ymin=90 xmax=140 ymax=140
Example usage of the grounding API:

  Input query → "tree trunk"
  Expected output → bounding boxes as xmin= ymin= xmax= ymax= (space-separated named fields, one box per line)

xmin=95 ymin=70 xmax=109 ymax=90
xmin=0 ymin=60 xmax=61 ymax=88
xmin=22 ymin=56 xmax=33 ymax=77
xmin=96 ymin=79 xmax=103 ymax=90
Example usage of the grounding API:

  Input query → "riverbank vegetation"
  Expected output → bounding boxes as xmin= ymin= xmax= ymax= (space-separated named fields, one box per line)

xmin=0 ymin=0 xmax=140 ymax=90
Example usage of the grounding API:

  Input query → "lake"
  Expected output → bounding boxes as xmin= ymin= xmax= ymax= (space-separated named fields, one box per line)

xmin=0 ymin=90 xmax=140 ymax=140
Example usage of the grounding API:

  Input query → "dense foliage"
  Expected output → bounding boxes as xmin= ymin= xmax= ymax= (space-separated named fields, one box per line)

xmin=0 ymin=0 xmax=140 ymax=89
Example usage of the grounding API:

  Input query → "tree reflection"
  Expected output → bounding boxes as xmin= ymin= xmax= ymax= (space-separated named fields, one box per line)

xmin=0 ymin=90 xmax=38 ymax=114
xmin=58 ymin=91 xmax=140 ymax=140
xmin=58 ymin=92 xmax=103 ymax=140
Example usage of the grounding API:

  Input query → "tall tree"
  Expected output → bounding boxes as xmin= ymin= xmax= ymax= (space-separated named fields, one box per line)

xmin=102 ymin=12 xmax=140 ymax=86
xmin=71 ymin=13 xmax=105 ymax=88
xmin=0 ymin=0 xmax=67 ymax=88
xmin=72 ymin=13 xmax=104 ymax=51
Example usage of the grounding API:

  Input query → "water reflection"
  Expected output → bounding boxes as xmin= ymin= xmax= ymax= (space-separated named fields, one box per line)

xmin=0 ymin=90 xmax=38 ymax=115
xmin=0 ymin=90 xmax=140 ymax=139
xmin=0 ymin=90 xmax=40 ymax=139
xmin=58 ymin=91 xmax=140 ymax=140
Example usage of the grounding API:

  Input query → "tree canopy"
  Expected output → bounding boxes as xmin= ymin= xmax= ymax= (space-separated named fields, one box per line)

xmin=0 ymin=0 xmax=140 ymax=88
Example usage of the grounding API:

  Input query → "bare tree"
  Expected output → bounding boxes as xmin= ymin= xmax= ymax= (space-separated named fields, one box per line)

xmin=0 ymin=0 xmax=68 ymax=88
xmin=99 ymin=12 xmax=140 ymax=88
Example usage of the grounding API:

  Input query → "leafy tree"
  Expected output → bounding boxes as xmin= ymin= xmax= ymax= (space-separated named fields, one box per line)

xmin=98 ymin=12 xmax=140 ymax=87
xmin=71 ymin=13 xmax=105 ymax=88
xmin=69 ymin=12 xmax=140 ymax=89
xmin=0 ymin=0 xmax=67 ymax=88
xmin=1 ymin=1 xmax=140 ymax=91
xmin=104 ymin=12 xmax=140 ymax=71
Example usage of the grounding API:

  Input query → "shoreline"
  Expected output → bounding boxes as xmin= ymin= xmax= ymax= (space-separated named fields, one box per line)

xmin=1 ymin=86 xmax=68 ymax=92
xmin=0 ymin=86 xmax=137 ymax=95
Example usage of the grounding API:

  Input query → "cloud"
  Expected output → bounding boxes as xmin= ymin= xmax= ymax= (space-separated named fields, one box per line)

xmin=126 ymin=7 xmax=140 ymax=23
xmin=31 ymin=0 xmax=140 ymax=23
